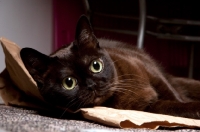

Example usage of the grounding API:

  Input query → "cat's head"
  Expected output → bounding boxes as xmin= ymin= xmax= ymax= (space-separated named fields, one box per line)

xmin=20 ymin=15 xmax=117 ymax=111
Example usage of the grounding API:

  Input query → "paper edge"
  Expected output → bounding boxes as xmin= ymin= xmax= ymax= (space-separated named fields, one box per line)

xmin=0 ymin=37 xmax=43 ymax=99
xmin=81 ymin=107 xmax=200 ymax=129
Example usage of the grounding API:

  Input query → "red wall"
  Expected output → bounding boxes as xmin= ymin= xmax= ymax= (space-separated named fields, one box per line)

xmin=53 ymin=0 xmax=84 ymax=50
xmin=53 ymin=0 xmax=200 ymax=79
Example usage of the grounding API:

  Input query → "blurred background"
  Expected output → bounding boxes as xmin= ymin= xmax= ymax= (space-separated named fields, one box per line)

xmin=1 ymin=0 xmax=200 ymax=80
xmin=0 ymin=0 xmax=52 ymax=72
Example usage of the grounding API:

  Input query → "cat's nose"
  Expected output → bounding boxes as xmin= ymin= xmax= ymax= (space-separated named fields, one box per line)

xmin=86 ymin=79 xmax=96 ymax=90
xmin=87 ymin=83 xmax=97 ymax=90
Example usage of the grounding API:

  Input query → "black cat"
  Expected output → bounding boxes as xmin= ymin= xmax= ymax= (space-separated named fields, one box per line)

xmin=21 ymin=15 xmax=200 ymax=119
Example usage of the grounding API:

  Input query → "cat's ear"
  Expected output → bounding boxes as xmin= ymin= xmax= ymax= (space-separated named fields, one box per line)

xmin=20 ymin=48 xmax=51 ymax=87
xmin=74 ymin=15 xmax=99 ymax=49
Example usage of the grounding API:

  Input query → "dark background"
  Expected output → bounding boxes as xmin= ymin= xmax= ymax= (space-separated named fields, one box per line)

xmin=53 ymin=0 xmax=200 ymax=80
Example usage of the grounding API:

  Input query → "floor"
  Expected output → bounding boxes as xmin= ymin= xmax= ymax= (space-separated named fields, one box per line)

xmin=0 ymin=104 xmax=199 ymax=132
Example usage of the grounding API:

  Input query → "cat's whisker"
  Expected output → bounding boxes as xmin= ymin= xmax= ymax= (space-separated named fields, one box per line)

xmin=89 ymin=74 xmax=148 ymax=92
xmin=111 ymin=86 xmax=137 ymax=93
xmin=116 ymin=83 xmax=147 ymax=89
xmin=110 ymin=87 xmax=139 ymax=97
xmin=64 ymin=97 xmax=78 ymax=107
xmin=77 ymin=93 xmax=92 ymax=108
xmin=117 ymin=78 xmax=147 ymax=82
xmin=112 ymin=90 xmax=136 ymax=98
xmin=117 ymin=74 xmax=148 ymax=81
xmin=110 ymin=88 xmax=127 ymax=94
xmin=74 ymin=99 xmax=85 ymax=110
xmin=97 ymin=81 xmax=147 ymax=99
xmin=109 ymin=81 xmax=147 ymax=89
xmin=59 ymin=97 xmax=79 ymax=118
xmin=59 ymin=108 xmax=69 ymax=118
xmin=80 ymin=95 xmax=92 ymax=108
xmin=63 ymin=92 xmax=90 ymax=110
xmin=67 ymin=92 xmax=94 ymax=110
xmin=112 ymin=58 xmax=125 ymax=64
xmin=113 ymin=90 xmax=138 ymax=97
xmin=114 ymin=80 xmax=147 ymax=86
xmin=107 ymin=74 xmax=148 ymax=86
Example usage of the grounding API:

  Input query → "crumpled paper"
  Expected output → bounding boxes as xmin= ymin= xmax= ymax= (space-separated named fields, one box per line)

xmin=1 ymin=37 xmax=200 ymax=129
xmin=81 ymin=107 xmax=200 ymax=129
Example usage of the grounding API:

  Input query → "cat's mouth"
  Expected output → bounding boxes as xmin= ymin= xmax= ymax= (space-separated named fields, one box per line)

xmin=93 ymin=95 xmax=109 ymax=106
xmin=92 ymin=90 xmax=103 ymax=104
xmin=94 ymin=97 xmax=103 ymax=105
xmin=92 ymin=90 xmax=113 ymax=105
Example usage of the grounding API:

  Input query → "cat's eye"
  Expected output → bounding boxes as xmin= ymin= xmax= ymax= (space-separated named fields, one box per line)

xmin=62 ymin=77 xmax=77 ymax=90
xmin=89 ymin=59 xmax=104 ymax=73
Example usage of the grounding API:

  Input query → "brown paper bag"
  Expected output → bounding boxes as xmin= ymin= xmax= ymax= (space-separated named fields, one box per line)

xmin=1 ymin=37 xmax=200 ymax=129
xmin=0 ymin=38 xmax=48 ymax=108
xmin=81 ymin=107 xmax=200 ymax=129
xmin=0 ymin=38 xmax=42 ymax=99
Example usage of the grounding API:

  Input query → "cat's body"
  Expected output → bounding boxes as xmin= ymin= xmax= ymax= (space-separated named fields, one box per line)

xmin=21 ymin=15 xmax=200 ymax=119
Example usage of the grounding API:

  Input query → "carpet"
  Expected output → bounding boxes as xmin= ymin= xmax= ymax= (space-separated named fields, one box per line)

xmin=0 ymin=105 xmax=199 ymax=132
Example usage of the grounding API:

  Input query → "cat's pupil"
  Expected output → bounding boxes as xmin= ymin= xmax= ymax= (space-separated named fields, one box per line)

xmin=93 ymin=61 xmax=100 ymax=70
xmin=66 ymin=78 xmax=73 ymax=87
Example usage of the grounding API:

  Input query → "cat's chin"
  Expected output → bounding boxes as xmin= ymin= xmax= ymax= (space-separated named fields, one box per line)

xmin=94 ymin=97 xmax=103 ymax=105
xmin=93 ymin=92 xmax=114 ymax=106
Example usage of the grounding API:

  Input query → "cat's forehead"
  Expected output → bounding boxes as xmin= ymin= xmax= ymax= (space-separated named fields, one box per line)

xmin=53 ymin=52 xmax=99 ymax=67
xmin=50 ymin=43 xmax=73 ymax=58
xmin=81 ymin=54 xmax=97 ymax=64
xmin=71 ymin=48 xmax=103 ymax=63
xmin=51 ymin=43 xmax=106 ymax=66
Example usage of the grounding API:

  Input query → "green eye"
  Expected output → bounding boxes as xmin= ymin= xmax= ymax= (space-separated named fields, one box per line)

xmin=90 ymin=59 xmax=104 ymax=73
xmin=62 ymin=77 xmax=77 ymax=90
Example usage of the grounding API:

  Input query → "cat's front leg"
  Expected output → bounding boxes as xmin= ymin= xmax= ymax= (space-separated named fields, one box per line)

xmin=145 ymin=100 xmax=200 ymax=119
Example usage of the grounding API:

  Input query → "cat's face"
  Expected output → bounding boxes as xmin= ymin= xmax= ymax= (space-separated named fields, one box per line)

xmin=20 ymin=15 xmax=117 ymax=111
